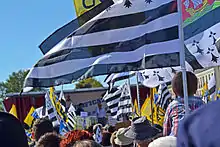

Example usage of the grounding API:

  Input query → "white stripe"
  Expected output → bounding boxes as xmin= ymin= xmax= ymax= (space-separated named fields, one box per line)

xmin=119 ymin=98 xmax=132 ymax=106
xmin=83 ymin=0 xmax=175 ymax=21
xmin=48 ymin=13 xmax=179 ymax=52
xmin=29 ymin=39 xmax=180 ymax=79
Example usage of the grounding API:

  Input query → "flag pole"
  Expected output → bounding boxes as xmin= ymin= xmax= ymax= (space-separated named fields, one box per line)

xmin=150 ymin=88 xmax=154 ymax=125
xmin=177 ymin=0 xmax=189 ymax=114
xmin=136 ymin=72 xmax=141 ymax=116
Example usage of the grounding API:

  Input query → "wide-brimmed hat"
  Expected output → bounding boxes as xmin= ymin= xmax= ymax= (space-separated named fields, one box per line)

xmin=124 ymin=116 xmax=161 ymax=141
xmin=114 ymin=128 xmax=133 ymax=146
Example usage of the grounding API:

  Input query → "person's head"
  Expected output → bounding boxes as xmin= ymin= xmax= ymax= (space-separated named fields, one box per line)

xmin=32 ymin=118 xmax=53 ymax=141
xmin=36 ymin=132 xmax=62 ymax=147
xmin=98 ymin=103 xmax=102 ymax=109
xmin=114 ymin=128 xmax=133 ymax=147
xmin=148 ymin=136 xmax=176 ymax=147
xmin=73 ymin=140 xmax=102 ymax=147
xmin=0 ymin=112 xmax=29 ymax=147
xmin=60 ymin=130 xmax=93 ymax=147
xmin=101 ymin=132 xmax=112 ymax=146
xmin=79 ymin=103 xmax=83 ymax=109
xmin=107 ymin=126 xmax=115 ymax=134
xmin=172 ymin=71 xmax=198 ymax=97
xmin=110 ymin=131 xmax=120 ymax=147
xmin=124 ymin=117 xmax=160 ymax=147
xmin=87 ymin=125 xmax=94 ymax=134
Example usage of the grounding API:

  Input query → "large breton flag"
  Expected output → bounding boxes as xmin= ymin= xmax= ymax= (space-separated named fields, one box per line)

xmin=24 ymin=0 xmax=182 ymax=88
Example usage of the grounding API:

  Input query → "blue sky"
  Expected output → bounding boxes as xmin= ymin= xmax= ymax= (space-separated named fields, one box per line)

xmin=0 ymin=0 xmax=75 ymax=82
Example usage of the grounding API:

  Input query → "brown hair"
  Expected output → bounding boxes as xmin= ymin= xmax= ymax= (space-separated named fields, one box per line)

xmin=172 ymin=71 xmax=198 ymax=97
xmin=36 ymin=132 xmax=62 ymax=147
xmin=32 ymin=118 xmax=53 ymax=141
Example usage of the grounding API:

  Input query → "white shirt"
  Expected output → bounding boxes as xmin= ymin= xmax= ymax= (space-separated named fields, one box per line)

xmin=96 ymin=108 xmax=106 ymax=118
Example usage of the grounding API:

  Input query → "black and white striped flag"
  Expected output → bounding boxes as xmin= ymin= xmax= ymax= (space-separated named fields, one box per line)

xmin=103 ymin=87 xmax=123 ymax=118
xmin=24 ymin=0 xmax=182 ymax=88
xmin=156 ymin=83 xmax=172 ymax=110
xmin=45 ymin=92 xmax=60 ymax=126
xmin=117 ymin=82 xmax=132 ymax=120
xmin=66 ymin=111 xmax=76 ymax=131
xmin=59 ymin=89 xmax=66 ymax=113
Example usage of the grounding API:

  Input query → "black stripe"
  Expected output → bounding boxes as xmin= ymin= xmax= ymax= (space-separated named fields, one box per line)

xmin=111 ymin=111 xmax=117 ymax=117
xmin=105 ymin=93 xmax=121 ymax=103
xmin=118 ymin=104 xmax=132 ymax=109
xmin=184 ymin=45 xmax=203 ymax=70
xmin=25 ymin=52 xmax=180 ymax=87
xmin=159 ymin=89 xmax=169 ymax=105
xmin=50 ymin=116 xmax=57 ymax=122
xmin=48 ymin=108 xmax=54 ymax=114
xmin=69 ymin=1 xmax=177 ymax=36
xmin=209 ymin=86 xmax=216 ymax=95
xmin=36 ymin=26 xmax=179 ymax=67
xmin=184 ymin=7 xmax=220 ymax=40
xmin=39 ymin=0 xmax=114 ymax=54
xmin=119 ymin=96 xmax=131 ymax=101
xmin=108 ymin=103 xmax=119 ymax=109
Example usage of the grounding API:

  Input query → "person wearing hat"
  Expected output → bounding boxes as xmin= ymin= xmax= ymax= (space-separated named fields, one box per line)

xmin=114 ymin=128 xmax=133 ymax=147
xmin=124 ymin=117 xmax=161 ymax=147
xmin=0 ymin=112 xmax=29 ymax=147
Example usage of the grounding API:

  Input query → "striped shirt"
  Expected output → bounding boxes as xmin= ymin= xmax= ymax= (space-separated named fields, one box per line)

xmin=163 ymin=96 xmax=204 ymax=136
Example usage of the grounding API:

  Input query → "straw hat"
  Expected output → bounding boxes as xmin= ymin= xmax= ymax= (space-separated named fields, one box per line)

xmin=114 ymin=128 xmax=133 ymax=146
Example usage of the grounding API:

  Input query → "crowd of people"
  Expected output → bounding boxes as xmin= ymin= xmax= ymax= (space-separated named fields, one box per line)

xmin=1 ymin=71 xmax=220 ymax=147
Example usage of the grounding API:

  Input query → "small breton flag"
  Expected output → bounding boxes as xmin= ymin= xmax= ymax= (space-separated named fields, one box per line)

xmin=45 ymin=91 xmax=60 ymax=126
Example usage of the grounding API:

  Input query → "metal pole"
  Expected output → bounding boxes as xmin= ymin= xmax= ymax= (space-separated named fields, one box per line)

xmin=150 ymin=89 xmax=154 ymax=125
xmin=136 ymin=72 xmax=141 ymax=116
xmin=177 ymin=0 xmax=189 ymax=115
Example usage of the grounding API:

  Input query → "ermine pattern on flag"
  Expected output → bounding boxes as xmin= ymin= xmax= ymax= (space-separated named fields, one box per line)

xmin=45 ymin=92 xmax=59 ymax=126
xmin=157 ymin=84 xmax=172 ymax=110
xmin=24 ymin=0 xmax=182 ymax=88
xmin=116 ymin=82 xmax=132 ymax=120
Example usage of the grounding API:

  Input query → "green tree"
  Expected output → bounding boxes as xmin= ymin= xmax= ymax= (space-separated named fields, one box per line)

xmin=4 ymin=70 xmax=29 ymax=94
xmin=0 ymin=70 xmax=43 ymax=97
xmin=75 ymin=78 xmax=103 ymax=89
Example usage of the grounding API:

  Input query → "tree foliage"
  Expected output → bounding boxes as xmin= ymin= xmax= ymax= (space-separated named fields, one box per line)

xmin=75 ymin=78 xmax=103 ymax=89
xmin=0 ymin=70 xmax=42 ymax=99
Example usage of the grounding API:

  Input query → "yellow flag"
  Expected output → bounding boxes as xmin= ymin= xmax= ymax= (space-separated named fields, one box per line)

xmin=133 ymin=99 xmax=140 ymax=116
xmin=9 ymin=104 xmax=18 ymax=118
xmin=202 ymin=82 xmax=208 ymax=96
xmin=24 ymin=107 xmax=36 ymax=127
xmin=73 ymin=0 xmax=101 ymax=17
xmin=141 ymin=88 xmax=165 ymax=126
